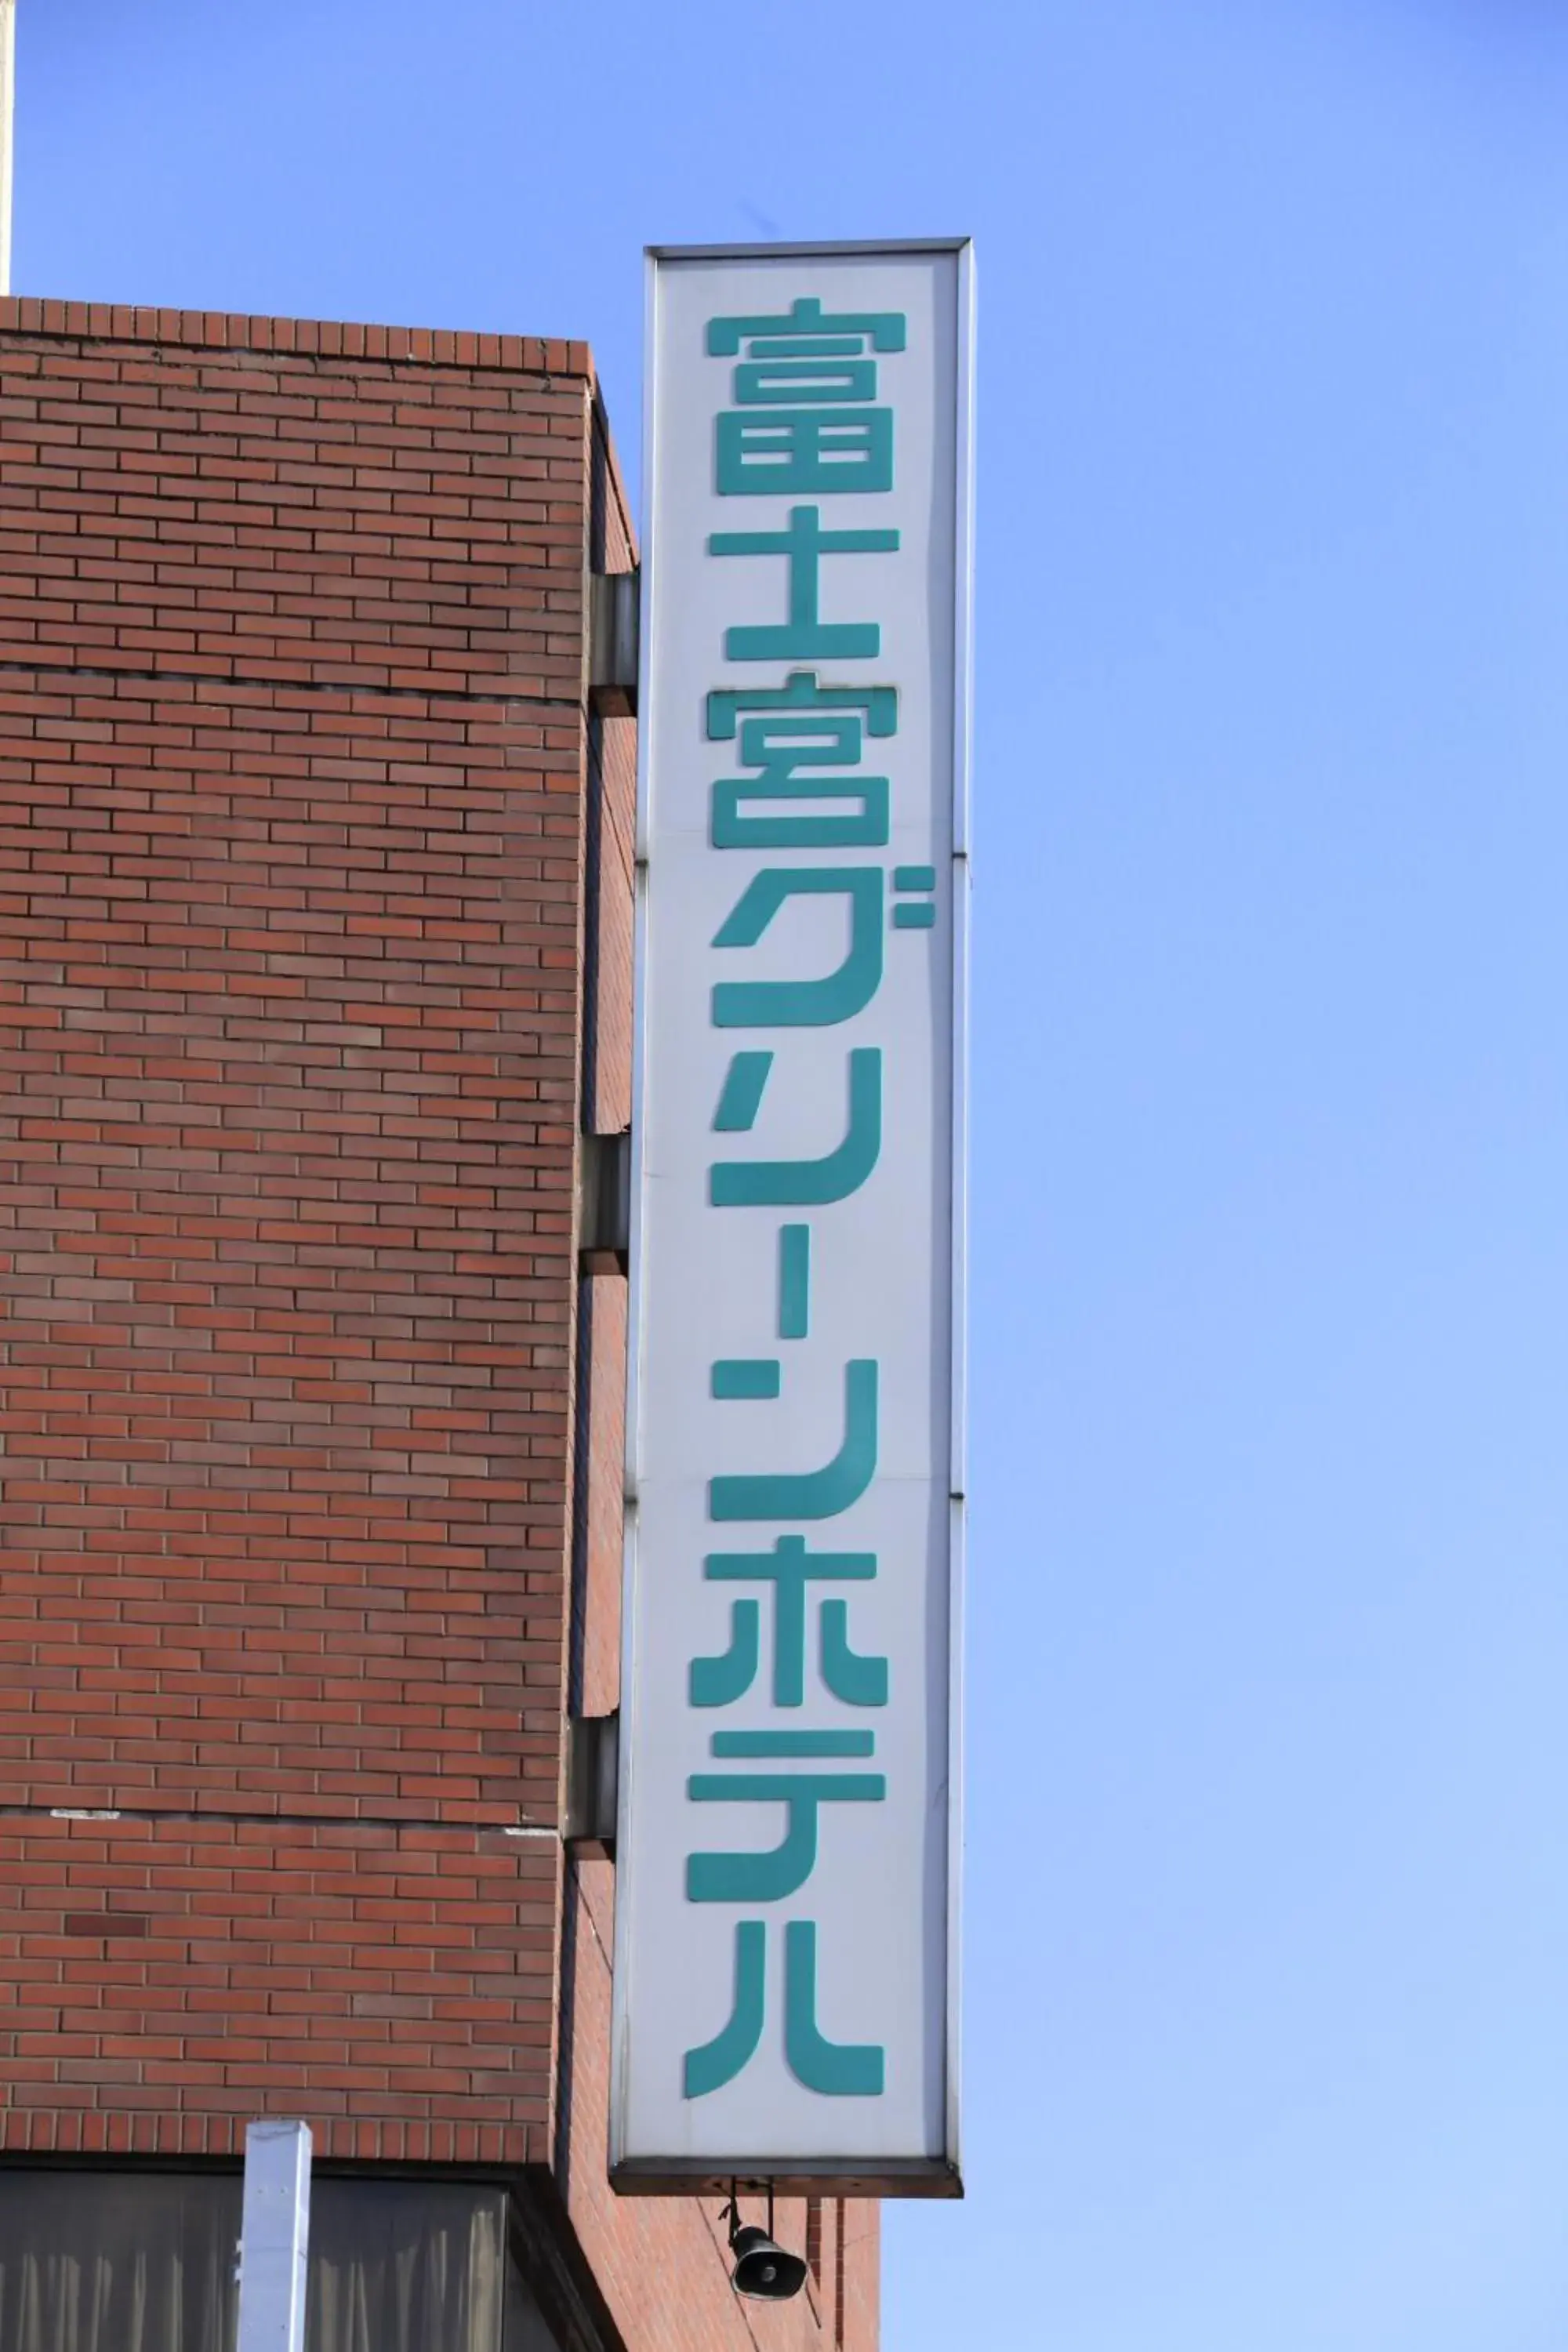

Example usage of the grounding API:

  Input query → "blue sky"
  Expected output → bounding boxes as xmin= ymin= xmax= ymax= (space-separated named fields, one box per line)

xmin=20 ymin=2 xmax=1568 ymax=2345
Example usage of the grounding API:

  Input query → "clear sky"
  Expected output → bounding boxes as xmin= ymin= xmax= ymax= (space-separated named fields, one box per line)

xmin=18 ymin=3 xmax=1568 ymax=2346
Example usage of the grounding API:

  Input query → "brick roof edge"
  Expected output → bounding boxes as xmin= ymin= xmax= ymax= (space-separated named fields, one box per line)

xmin=0 ymin=295 xmax=595 ymax=379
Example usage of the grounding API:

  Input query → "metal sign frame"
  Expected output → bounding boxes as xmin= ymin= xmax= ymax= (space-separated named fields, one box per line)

xmin=611 ymin=238 xmax=974 ymax=2196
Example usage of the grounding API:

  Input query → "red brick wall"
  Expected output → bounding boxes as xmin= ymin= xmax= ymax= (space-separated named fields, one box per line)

xmin=0 ymin=299 xmax=877 ymax=2347
xmin=0 ymin=303 xmax=593 ymax=2163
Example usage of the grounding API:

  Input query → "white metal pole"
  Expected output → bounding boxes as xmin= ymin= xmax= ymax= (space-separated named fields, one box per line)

xmin=235 ymin=2120 xmax=313 ymax=2352
xmin=0 ymin=0 xmax=14 ymax=297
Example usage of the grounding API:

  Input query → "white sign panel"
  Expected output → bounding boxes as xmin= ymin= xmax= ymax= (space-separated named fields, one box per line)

xmin=612 ymin=240 xmax=972 ymax=2193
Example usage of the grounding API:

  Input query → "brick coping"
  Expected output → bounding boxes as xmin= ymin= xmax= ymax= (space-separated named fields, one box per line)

xmin=0 ymin=295 xmax=593 ymax=379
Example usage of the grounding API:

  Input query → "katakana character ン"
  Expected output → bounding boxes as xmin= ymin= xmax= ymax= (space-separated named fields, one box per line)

xmin=708 ymin=1360 xmax=878 ymax=1523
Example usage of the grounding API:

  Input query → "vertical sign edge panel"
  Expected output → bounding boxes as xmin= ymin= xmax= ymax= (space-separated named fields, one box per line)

xmin=612 ymin=239 xmax=972 ymax=2195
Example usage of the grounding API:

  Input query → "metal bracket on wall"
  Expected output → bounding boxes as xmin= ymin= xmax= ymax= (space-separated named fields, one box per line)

xmin=235 ymin=2119 xmax=312 ymax=2352
xmin=578 ymin=1129 xmax=630 ymax=1270
xmin=590 ymin=569 xmax=640 ymax=716
xmin=564 ymin=1711 xmax=619 ymax=1858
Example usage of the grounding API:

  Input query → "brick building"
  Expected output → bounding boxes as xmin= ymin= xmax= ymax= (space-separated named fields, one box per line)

xmin=0 ymin=297 xmax=878 ymax=2352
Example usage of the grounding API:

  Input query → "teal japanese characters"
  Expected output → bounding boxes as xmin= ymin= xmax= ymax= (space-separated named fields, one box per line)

xmin=674 ymin=286 xmax=934 ymax=2114
xmin=708 ymin=296 xmax=906 ymax=497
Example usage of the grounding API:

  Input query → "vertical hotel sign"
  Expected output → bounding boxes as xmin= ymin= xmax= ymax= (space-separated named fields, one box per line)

xmin=612 ymin=241 xmax=972 ymax=2191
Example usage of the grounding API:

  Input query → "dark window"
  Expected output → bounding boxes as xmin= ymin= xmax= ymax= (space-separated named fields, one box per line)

xmin=0 ymin=2171 xmax=561 ymax=2352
